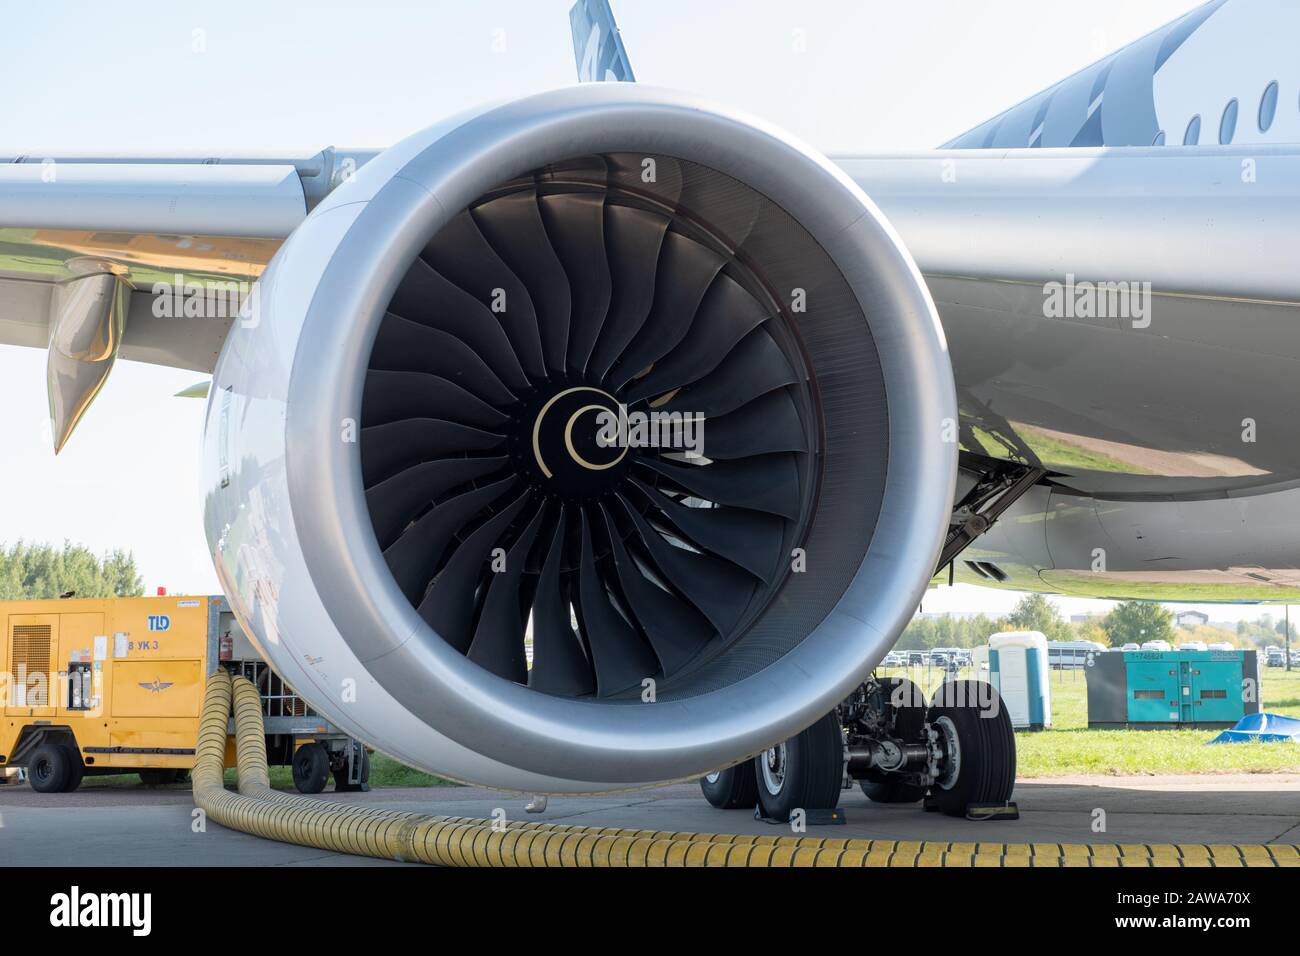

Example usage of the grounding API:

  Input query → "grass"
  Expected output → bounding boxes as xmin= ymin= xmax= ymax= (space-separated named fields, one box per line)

xmin=882 ymin=665 xmax=1300 ymax=777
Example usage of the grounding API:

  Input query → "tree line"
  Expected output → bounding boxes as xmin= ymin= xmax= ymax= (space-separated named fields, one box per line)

xmin=898 ymin=593 xmax=1282 ymax=650
xmin=0 ymin=541 xmax=144 ymax=600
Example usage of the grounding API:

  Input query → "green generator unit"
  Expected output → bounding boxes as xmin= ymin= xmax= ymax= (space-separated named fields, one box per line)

xmin=1087 ymin=650 xmax=1260 ymax=729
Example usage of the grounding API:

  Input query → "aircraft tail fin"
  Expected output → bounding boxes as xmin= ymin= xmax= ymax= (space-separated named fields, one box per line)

xmin=569 ymin=0 xmax=635 ymax=82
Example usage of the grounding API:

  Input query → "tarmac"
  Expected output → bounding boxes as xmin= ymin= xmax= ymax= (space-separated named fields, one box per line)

xmin=2 ymin=774 xmax=1298 ymax=866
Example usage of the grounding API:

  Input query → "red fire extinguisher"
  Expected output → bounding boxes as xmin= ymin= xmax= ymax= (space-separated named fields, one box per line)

xmin=219 ymin=629 xmax=234 ymax=661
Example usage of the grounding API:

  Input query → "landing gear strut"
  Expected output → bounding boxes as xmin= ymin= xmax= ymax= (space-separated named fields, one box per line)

xmin=848 ymin=676 xmax=1015 ymax=817
xmin=699 ymin=678 xmax=1015 ymax=820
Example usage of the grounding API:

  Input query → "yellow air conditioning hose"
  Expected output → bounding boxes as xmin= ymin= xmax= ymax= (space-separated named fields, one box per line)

xmin=193 ymin=670 xmax=1297 ymax=868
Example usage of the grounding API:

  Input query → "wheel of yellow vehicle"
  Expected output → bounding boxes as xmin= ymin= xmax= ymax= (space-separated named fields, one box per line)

xmin=63 ymin=747 xmax=85 ymax=792
xmin=29 ymin=743 xmax=74 ymax=794
xmin=292 ymin=742 xmax=330 ymax=794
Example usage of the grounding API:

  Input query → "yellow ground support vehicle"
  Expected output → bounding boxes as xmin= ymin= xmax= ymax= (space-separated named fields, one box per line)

xmin=0 ymin=594 xmax=369 ymax=794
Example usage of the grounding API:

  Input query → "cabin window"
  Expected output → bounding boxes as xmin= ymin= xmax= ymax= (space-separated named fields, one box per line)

xmin=1259 ymin=81 xmax=1278 ymax=132
xmin=1219 ymin=98 xmax=1238 ymax=144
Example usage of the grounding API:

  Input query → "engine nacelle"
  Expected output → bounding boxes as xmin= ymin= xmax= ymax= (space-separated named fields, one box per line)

xmin=203 ymin=84 xmax=955 ymax=792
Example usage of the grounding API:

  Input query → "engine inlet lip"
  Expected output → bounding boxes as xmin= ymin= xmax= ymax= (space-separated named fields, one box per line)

xmin=283 ymin=84 xmax=956 ymax=784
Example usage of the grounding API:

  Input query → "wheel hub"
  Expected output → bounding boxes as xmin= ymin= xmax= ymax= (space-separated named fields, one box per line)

xmin=760 ymin=742 xmax=788 ymax=794
xmin=931 ymin=715 xmax=962 ymax=789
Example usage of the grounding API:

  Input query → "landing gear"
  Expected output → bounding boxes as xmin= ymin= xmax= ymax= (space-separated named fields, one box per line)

xmin=703 ymin=677 xmax=1016 ymax=823
xmin=845 ymin=676 xmax=1014 ymax=818
xmin=925 ymin=679 xmax=1016 ymax=817
xmin=856 ymin=677 xmax=927 ymax=804
xmin=753 ymin=711 xmax=843 ymax=822
xmin=699 ymin=762 xmax=758 ymax=809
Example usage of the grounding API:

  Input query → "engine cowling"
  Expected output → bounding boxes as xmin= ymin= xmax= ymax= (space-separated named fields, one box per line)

xmin=203 ymin=84 xmax=956 ymax=792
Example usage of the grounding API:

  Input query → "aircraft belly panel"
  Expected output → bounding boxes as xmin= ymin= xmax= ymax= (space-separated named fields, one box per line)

xmin=928 ymin=275 xmax=1300 ymax=493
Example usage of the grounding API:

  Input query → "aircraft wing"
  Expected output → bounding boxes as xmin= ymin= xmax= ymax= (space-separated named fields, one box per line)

xmin=0 ymin=152 xmax=365 ymax=448
xmin=838 ymin=145 xmax=1300 ymax=305
xmin=4 ymin=143 xmax=1300 ymax=450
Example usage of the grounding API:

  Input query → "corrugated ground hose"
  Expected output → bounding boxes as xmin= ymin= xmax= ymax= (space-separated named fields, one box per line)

xmin=193 ymin=671 xmax=1297 ymax=867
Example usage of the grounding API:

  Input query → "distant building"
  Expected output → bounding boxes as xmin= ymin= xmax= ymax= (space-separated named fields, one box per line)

xmin=1175 ymin=610 xmax=1210 ymax=629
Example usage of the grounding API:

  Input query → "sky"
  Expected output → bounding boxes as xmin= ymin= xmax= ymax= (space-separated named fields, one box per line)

xmin=2 ymin=0 xmax=1271 ymax=624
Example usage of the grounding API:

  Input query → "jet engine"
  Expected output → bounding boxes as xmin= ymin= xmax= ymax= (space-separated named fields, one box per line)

xmin=202 ymin=84 xmax=956 ymax=792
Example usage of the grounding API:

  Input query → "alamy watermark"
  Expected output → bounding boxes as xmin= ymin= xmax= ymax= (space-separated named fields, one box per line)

xmin=1043 ymin=273 xmax=1151 ymax=328
xmin=595 ymin=404 xmax=705 ymax=459
xmin=151 ymin=273 xmax=260 ymax=327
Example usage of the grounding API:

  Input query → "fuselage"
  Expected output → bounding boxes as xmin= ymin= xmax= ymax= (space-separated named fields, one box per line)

xmin=857 ymin=0 xmax=1300 ymax=602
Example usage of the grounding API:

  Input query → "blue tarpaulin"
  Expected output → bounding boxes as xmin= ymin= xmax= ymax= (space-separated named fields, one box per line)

xmin=1208 ymin=712 xmax=1300 ymax=744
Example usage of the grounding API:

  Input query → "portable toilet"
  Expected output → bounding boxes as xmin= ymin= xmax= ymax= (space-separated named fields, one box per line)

xmin=986 ymin=631 xmax=1051 ymax=730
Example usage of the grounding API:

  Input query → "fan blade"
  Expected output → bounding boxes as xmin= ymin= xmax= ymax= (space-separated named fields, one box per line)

xmin=622 ymin=273 xmax=770 ymax=404
xmin=528 ymin=509 xmax=595 ymax=696
xmin=421 ymin=208 xmax=547 ymax=381
xmin=639 ymin=453 xmax=802 ymax=521
xmin=576 ymin=510 xmax=660 ymax=696
xmin=630 ymin=478 xmax=785 ymax=585
xmin=382 ymin=477 xmax=519 ymax=605
xmin=467 ymin=505 xmax=548 ymax=683
xmin=662 ymin=328 xmax=798 ymax=418
xmin=366 ymin=455 xmax=509 ymax=550
xmin=362 ymin=370 xmax=508 ymax=430
xmin=587 ymin=204 xmax=670 ymax=383
xmin=614 ymin=495 xmax=756 ymax=637
xmin=360 ymin=419 xmax=504 ymax=488
xmin=388 ymin=258 xmax=530 ymax=391
xmin=700 ymin=388 xmax=807 ymax=459
xmin=472 ymin=190 xmax=571 ymax=375
xmin=417 ymin=490 xmax=534 ymax=653
xmin=370 ymin=314 xmax=516 ymax=407
xmin=537 ymin=193 xmax=612 ymax=377
xmin=606 ymin=231 xmax=724 ymax=390
xmin=598 ymin=504 xmax=714 ymax=677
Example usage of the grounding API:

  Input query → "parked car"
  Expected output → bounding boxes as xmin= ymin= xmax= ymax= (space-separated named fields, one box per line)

xmin=1266 ymin=649 xmax=1286 ymax=667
